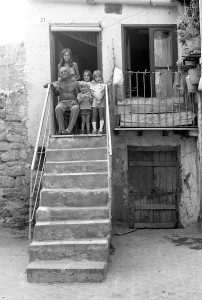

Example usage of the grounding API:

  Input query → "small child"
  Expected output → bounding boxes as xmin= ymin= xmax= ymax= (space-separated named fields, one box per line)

xmin=82 ymin=70 xmax=93 ymax=83
xmin=90 ymin=70 xmax=105 ymax=134
xmin=77 ymin=81 xmax=92 ymax=134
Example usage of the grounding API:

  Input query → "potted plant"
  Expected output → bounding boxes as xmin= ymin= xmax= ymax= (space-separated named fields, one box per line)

xmin=177 ymin=0 xmax=200 ymax=52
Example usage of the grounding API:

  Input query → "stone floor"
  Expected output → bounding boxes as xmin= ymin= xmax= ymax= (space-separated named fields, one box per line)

xmin=1 ymin=226 xmax=202 ymax=299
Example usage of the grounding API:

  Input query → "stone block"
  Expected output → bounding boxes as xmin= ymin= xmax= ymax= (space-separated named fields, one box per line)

xmin=0 ymin=176 xmax=15 ymax=188
xmin=0 ymin=133 xmax=6 ymax=141
xmin=0 ymin=109 xmax=6 ymax=119
xmin=1 ymin=150 xmax=20 ymax=161
xmin=9 ymin=122 xmax=26 ymax=135
xmin=7 ymin=165 xmax=26 ymax=176
xmin=6 ymin=134 xmax=22 ymax=143
xmin=6 ymin=115 xmax=21 ymax=122
xmin=0 ymin=142 xmax=9 ymax=151
xmin=15 ymin=176 xmax=26 ymax=187
xmin=20 ymin=149 xmax=27 ymax=160
xmin=9 ymin=143 xmax=22 ymax=150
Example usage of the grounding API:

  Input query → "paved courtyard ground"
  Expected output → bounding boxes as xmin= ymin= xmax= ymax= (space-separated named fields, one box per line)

xmin=1 ymin=226 xmax=202 ymax=300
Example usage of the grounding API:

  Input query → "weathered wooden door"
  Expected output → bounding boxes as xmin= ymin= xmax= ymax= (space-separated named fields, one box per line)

xmin=128 ymin=147 xmax=178 ymax=228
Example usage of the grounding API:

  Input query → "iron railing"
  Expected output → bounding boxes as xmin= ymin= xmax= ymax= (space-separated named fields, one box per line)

xmin=28 ymin=84 xmax=51 ymax=240
xmin=115 ymin=71 xmax=197 ymax=129
xmin=105 ymin=84 xmax=112 ymax=200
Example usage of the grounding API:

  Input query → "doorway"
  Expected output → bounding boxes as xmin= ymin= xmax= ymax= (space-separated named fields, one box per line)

xmin=128 ymin=146 xmax=179 ymax=228
xmin=49 ymin=28 xmax=102 ymax=133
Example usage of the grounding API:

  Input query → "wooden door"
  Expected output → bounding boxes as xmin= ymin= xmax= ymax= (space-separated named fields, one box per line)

xmin=128 ymin=147 xmax=178 ymax=228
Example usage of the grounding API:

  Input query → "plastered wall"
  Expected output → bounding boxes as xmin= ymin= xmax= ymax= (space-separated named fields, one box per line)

xmin=111 ymin=131 xmax=199 ymax=228
xmin=25 ymin=0 xmax=178 ymax=145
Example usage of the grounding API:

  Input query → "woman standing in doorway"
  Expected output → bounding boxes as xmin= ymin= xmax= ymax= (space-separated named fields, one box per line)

xmin=58 ymin=48 xmax=80 ymax=80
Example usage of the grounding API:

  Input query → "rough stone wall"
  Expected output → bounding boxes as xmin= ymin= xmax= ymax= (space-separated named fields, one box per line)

xmin=111 ymin=131 xmax=199 ymax=228
xmin=0 ymin=43 xmax=32 ymax=229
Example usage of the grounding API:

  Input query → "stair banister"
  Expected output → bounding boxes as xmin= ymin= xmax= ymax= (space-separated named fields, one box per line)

xmin=105 ymin=84 xmax=112 ymax=199
xmin=28 ymin=84 xmax=51 ymax=240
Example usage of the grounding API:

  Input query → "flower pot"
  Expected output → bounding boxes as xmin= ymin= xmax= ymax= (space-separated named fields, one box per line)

xmin=186 ymin=75 xmax=198 ymax=93
xmin=188 ymin=68 xmax=201 ymax=84
xmin=186 ymin=36 xmax=201 ymax=52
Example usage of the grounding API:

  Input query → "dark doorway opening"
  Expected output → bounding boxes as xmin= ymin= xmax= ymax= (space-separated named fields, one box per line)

xmin=50 ymin=30 xmax=101 ymax=133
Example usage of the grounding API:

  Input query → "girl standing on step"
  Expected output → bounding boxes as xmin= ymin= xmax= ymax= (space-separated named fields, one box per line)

xmin=77 ymin=81 xmax=92 ymax=134
xmin=90 ymin=70 xmax=105 ymax=134
xmin=58 ymin=48 xmax=80 ymax=81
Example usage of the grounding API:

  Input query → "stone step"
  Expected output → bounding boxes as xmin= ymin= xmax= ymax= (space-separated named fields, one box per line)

xmin=29 ymin=238 xmax=109 ymax=262
xmin=36 ymin=206 xmax=110 ymax=221
xmin=40 ymin=188 xmax=109 ymax=207
xmin=27 ymin=259 xmax=107 ymax=283
xmin=46 ymin=147 xmax=107 ymax=162
xmin=34 ymin=219 xmax=111 ymax=241
xmin=45 ymin=160 xmax=108 ymax=173
xmin=43 ymin=172 xmax=108 ymax=189
xmin=49 ymin=135 xmax=107 ymax=149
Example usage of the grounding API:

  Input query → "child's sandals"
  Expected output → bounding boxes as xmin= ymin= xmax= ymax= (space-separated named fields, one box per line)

xmin=92 ymin=130 xmax=97 ymax=134
xmin=98 ymin=130 xmax=103 ymax=134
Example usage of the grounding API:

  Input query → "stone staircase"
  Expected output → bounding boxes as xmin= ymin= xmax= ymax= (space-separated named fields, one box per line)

xmin=26 ymin=135 xmax=111 ymax=283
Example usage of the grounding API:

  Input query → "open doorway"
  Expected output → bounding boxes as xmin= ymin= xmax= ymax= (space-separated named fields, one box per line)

xmin=54 ymin=31 xmax=100 ymax=79
xmin=49 ymin=28 xmax=102 ymax=133
xmin=123 ymin=25 xmax=177 ymax=98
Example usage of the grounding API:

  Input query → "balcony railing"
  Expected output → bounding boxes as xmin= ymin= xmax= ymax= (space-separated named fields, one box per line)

xmin=115 ymin=71 xmax=197 ymax=129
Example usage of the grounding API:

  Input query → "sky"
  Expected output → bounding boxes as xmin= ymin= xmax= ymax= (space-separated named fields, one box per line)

xmin=0 ymin=0 xmax=28 ymax=45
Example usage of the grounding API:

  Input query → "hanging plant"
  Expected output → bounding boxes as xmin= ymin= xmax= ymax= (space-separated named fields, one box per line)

xmin=177 ymin=0 xmax=200 ymax=48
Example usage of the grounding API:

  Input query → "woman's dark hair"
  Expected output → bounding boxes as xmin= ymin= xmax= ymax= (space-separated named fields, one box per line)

xmin=58 ymin=48 xmax=73 ymax=69
xmin=82 ymin=70 xmax=93 ymax=81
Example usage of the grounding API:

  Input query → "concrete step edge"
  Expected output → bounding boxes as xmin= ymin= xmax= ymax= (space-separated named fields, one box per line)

xmin=46 ymin=160 xmax=108 ymax=164
xmin=50 ymin=134 xmax=106 ymax=138
xmin=31 ymin=238 xmax=109 ymax=246
xmin=27 ymin=260 xmax=106 ymax=270
xmin=43 ymin=172 xmax=108 ymax=176
xmin=38 ymin=206 xmax=109 ymax=211
xmin=36 ymin=219 xmax=111 ymax=226
xmin=47 ymin=147 xmax=107 ymax=152
xmin=41 ymin=188 xmax=109 ymax=193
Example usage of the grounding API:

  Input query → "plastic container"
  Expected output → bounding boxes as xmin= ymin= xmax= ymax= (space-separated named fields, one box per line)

xmin=186 ymin=75 xmax=198 ymax=93
xmin=188 ymin=68 xmax=201 ymax=84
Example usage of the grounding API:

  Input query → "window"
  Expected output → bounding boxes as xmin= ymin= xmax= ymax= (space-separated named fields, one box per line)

xmin=122 ymin=25 xmax=177 ymax=98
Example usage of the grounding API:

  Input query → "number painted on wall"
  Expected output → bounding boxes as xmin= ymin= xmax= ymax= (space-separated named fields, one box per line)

xmin=40 ymin=18 xmax=46 ymax=23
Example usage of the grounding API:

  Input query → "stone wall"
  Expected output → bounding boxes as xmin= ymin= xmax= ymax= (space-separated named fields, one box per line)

xmin=0 ymin=43 xmax=32 ymax=229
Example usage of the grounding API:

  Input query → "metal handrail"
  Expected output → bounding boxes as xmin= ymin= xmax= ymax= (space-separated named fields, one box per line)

xmin=31 ymin=84 xmax=51 ymax=170
xmin=105 ymin=84 xmax=112 ymax=200
xmin=28 ymin=84 xmax=51 ymax=240
xmin=105 ymin=84 xmax=112 ymax=156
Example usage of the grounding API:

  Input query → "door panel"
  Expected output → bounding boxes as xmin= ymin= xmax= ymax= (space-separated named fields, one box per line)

xmin=128 ymin=148 xmax=178 ymax=228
